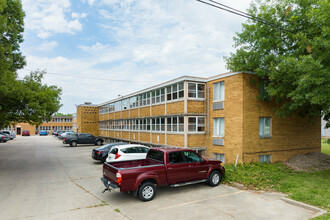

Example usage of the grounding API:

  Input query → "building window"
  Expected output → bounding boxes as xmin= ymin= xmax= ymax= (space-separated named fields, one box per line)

xmin=130 ymin=96 xmax=139 ymax=108
xmin=122 ymin=99 xmax=129 ymax=110
xmin=167 ymin=83 xmax=184 ymax=101
xmin=114 ymin=101 xmax=121 ymax=111
xmin=152 ymin=117 xmax=165 ymax=132
xmin=167 ymin=116 xmax=184 ymax=133
xmin=213 ymin=118 xmax=225 ymax=137
xmin=259 ymin=117 xmax=271 ymax=137
xmin=213 ymin=153 xmax=225 ymax=164
xmin=152 ymin=88 xmax=165 ymax=104
xmin=259 ymin=154 xmax=271 ymax=163
xmin=188 ymin=116 xmax=205 ymax=133
xmin=213 ymin=81 xmax=225 ymax=102
xmin=188 ymin=83 xmax=205 ymax=98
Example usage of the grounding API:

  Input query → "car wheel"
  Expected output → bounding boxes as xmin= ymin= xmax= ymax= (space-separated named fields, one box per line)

xmin=138 ymin=182 xmax=156 ymax=202
xmin=70 ymin=141 xmax=77 ymax=147
xmin=96 ymin=140 xmax=102 ymax=146
xmin=208 ymin=170 xmax=221 ymax=187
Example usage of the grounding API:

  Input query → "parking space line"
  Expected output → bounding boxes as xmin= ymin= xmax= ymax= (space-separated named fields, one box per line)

xmin=158 ymin=190 xmax=243 ymax=211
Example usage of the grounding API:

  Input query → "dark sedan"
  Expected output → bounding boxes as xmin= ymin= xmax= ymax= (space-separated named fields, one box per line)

xmin=91 ymin=142 xmax=126 ymax=162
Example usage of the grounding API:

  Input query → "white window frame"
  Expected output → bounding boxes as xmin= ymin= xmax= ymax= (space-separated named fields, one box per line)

xmin=188 ymin=82 xmax=205 ymax=99
xmin=188 ymin=116 xmax=205 ymax=133
xmin=213 ymin=81 xmax=225 ymax=102
xmin=259 ymin=117 xmax=271 ymax=138
xmin=213 ymin=118 xmax=225 ymax=137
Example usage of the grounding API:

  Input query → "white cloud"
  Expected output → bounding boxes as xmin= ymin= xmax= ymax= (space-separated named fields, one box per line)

xmin=22 ymin=0 xmax=83 ymax=38
xmin=21 ymin=0 xmax=253 ymax=113
xmin=37 ymin=41 xmax=59 ymax=51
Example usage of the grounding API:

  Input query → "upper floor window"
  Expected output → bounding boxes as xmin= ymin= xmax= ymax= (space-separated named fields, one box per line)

xmin=188 ymin=116 xmax=205 ymax=133
xmin=259 ymin=117 xmax=271 ymax=137
xmin=114 ymin=101 xmax=121 ymax=111
xmin=167 ymin=116 xmax=184 ymax=133
xmin=213 ymin=81 xmax=225 ymax=101
xmin=152 ymin=88 xmax=165 ymax=104
xmin=188 ymin=83 xmax=205 ymax=98
xmin=152 ymin=118 xmax=165 ymax=132
xmin=122 ymin=99 xmax=129 ymax=110
xmin=139 ymin=93 xmax=150 ymax=107
xmin=213 ymin=118 xmax=225 ymax=137
xmin=130 ymin=96 xmax=138 ymax=108
xmin=167 ymin=82 xmax=184 ymax=101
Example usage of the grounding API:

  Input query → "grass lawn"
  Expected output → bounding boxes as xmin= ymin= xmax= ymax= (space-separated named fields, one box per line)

xmin=321 ymin=139 xmax=330 ymax=155
xmin=223 ymin=163 xmax=330 ymax=219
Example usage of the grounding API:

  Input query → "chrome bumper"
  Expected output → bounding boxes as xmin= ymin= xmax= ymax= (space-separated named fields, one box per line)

xmin=101 ymin=177 xmax=120 ymax=192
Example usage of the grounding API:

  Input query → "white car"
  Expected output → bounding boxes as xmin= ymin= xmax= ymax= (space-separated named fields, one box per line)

xmin=105 ymin=144 xmax=149 ymax=163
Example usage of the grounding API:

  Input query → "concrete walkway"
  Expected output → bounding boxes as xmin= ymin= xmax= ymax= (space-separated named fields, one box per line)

xmin=0 ymin=136 xmax=325 ymax=219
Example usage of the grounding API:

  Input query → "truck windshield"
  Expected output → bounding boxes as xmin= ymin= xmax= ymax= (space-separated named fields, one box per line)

xmin=147 ymin=150 xmax=164 ymax=163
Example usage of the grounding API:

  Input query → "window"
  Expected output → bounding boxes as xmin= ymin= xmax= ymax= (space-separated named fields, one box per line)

xmin=259 ymin=117 xmax=271 ymax=137
xmin=259 ymin=154 xmax=271 ymax=163
xmin=139 ymin=93 xmax=150 ymax=107
xmin=130 ymin=96 xmax=138 ymax=108
xmin=259 ymin=79 xmax=271 ymax=101
xmin=140 ymin=119 xmax=150 ymax=131
xmin=167 ymin=116 xmax=184 ymax=133
xmin=213 ymin=81 xmax=225 ymax=101
xmin=169 ymin=152 xmax=184 ymax=164
xmin=213 ymin=118 xmax=225 ymax=137
xmin=166 ymin=83 xmax=184 ymax=101
xmin=122 ymin=99 xmax=129 ymax=110
xmin=188 ymin=83 xmax=205 ymax=98
xmin=114 ymin=101 xmax=121 ymax=111
xmin=152 ymin=118 xmax=165 ymax=132
xmin=213 ymin=153 xmax=225 ymax=163
xmin=188 ymin=116 xmax=205 ymax=133
xmin=183 ymin=151 xmax=202 ymax=163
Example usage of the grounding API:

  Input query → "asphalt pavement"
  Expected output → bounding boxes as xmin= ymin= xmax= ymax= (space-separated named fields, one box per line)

xmin=0 ymin=136 xmax=325 ymax=220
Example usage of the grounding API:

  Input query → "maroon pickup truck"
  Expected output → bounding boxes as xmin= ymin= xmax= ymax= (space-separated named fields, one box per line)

xmin=101 ymin=147 xmax=225 ymax=201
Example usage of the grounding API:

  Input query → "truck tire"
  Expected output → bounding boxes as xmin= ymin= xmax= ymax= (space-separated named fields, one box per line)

xmin=70 ymin=141 xmax=77 ymax=147
xmin=208 ymin=170 xmax=221 ymax=187
xmin=96 ymin=140 xmax=102 ymax=146
xmin=138 ymin=182 xmax=156 ymax=202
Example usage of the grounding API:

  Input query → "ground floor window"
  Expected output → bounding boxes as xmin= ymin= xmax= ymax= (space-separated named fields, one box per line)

xmin=259 ymin=117 xmax=271 ymax=138
xmin=213 ymin=153 xmax=225 ymax=164
xmin=213 ymin=117 xmax=225 ymax=137
xmin=259 ymin=154 xmax=271 ymax=163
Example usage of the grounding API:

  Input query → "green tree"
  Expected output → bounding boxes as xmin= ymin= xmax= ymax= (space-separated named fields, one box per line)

xmin=225 ymin=0 xmax=330 ymax=125
xmin=0 ymin=0 xmax=62 ymax=128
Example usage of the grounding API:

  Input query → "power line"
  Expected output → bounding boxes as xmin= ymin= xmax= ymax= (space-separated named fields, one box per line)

xmin=21 ymin=69 xmax=156 ymax=83
xmin=197 ymin=0 xmax=312 ymax=39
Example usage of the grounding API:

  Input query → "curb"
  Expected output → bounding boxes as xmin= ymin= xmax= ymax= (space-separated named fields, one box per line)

xmin=281 ymin=197 xmax=327 ymax=217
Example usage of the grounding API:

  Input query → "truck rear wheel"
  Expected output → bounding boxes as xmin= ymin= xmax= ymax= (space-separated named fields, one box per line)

xmin=138 ymin=182 xmax=156 ymax=202
xmin=70 ymin=141 xmax=77 ymax=147
xmin=96 ymin=140 xmax=102 ymax=146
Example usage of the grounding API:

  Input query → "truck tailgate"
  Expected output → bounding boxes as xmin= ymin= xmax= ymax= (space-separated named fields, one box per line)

xmin=103 ymin=163 xmax=118 ymax=184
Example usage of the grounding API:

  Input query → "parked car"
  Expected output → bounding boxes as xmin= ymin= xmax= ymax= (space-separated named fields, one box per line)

xmin=55 ymin=130 xmax=65 ymax=137
xmin=91 ymin=143 xmax=127 ymax=162
xmin=39 ymin=130 xmax=48 ymax=136
xmin=52 ymin=130 xmax=58 ymax=135
xmin=0 ymin=130 xmax=15 ymax=140
xmin=0 ymin=134 xmax=9 ymax=142
xmin=105 ymin=144 xmax=149 ymax=163
xmin=22 ymin=130 xmax=30 ymax=136
xmin=101 ymin=147 xmax=225 ymax=201
xmin=63 ymin=133 xmax=104 ymax=147
xmin=0 ymin=131 xmax=11 ymax=140
xmin=58 ymin=131 xmax=76 ymax=140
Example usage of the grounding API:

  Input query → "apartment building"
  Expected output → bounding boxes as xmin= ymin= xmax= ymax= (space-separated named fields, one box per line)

xmin=89 ymin=72 xmax=320 ymax=163
xmin=6 ymin=116 xmax=73 ymax=135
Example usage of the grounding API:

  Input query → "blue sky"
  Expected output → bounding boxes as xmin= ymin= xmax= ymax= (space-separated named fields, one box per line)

xmin=19 ymin=0 xmax=251 ymax=114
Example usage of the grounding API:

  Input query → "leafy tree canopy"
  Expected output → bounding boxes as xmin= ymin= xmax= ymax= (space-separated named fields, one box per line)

xmin=0 ymin=0 xmax=62 ymax=127
xmin=225 ymin=0 xmax=330 ymax=126
xmin=54 ymin=113 xmax=72 ymax=116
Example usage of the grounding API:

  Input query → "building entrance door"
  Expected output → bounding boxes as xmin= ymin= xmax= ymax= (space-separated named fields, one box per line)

xmin=17 ymin=127 xmax=21 ymax=135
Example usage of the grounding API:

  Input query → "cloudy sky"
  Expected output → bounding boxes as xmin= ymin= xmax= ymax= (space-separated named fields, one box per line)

xmin=19 ymin=0 xmax=252 ymax=114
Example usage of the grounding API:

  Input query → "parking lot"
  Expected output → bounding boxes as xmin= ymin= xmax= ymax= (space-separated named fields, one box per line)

xmin=0 ymin=136 xmax=324 ymax=220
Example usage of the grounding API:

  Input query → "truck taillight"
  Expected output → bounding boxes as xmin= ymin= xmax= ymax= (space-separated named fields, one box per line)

xmin=115 ymin=153 xmax=121 ymax=159
xmin=116 ymin=172 xmax=122 ymax=184
xmin=64 ymin=138 xmax=66 ymax=141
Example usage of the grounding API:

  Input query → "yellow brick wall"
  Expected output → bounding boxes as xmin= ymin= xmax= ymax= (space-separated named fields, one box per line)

xmin=140 ymin=107 xmax=150 ymax=117
xmin=130 ymin=132 xmax=139 ymax=141
xmin=77 ymin=106 xmax=99 ymax=136
xmin=140 ymin=132 xmax=150 ymax=143
xmin=167 ymin=101 xmax=184 ymax=115
xmin=188 ymin=134 xmax=205 ymax=147
xmin=167 ymin=134 xmax=184 ymax=147
xmin=206 ymin=74 xmax=244 ymax=163
xmin=242 ymin=74 xmax=321 ymax=163
xmin=114 ymin=112 xmax=121 ymax=119
xmin=122 ymin=110 xmax=129 ymax=119
xmin=187 ymin=101 xmax=205 ymax=114
xmin=152 ymin=105 xmax=165 ymax=116
xmin=130 ymin=109 xmax=139 ymax=118
xmin=152 ymin=133 xmax=165 ymax=145
xmin=122 ymin=131 xmax=130 ymax=140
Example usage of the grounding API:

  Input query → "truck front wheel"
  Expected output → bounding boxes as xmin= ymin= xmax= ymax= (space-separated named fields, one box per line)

xmin=208 ymin=170 xmax=221 ymax=187
xmin=138 ymin=182 xmax=156 ymax=202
